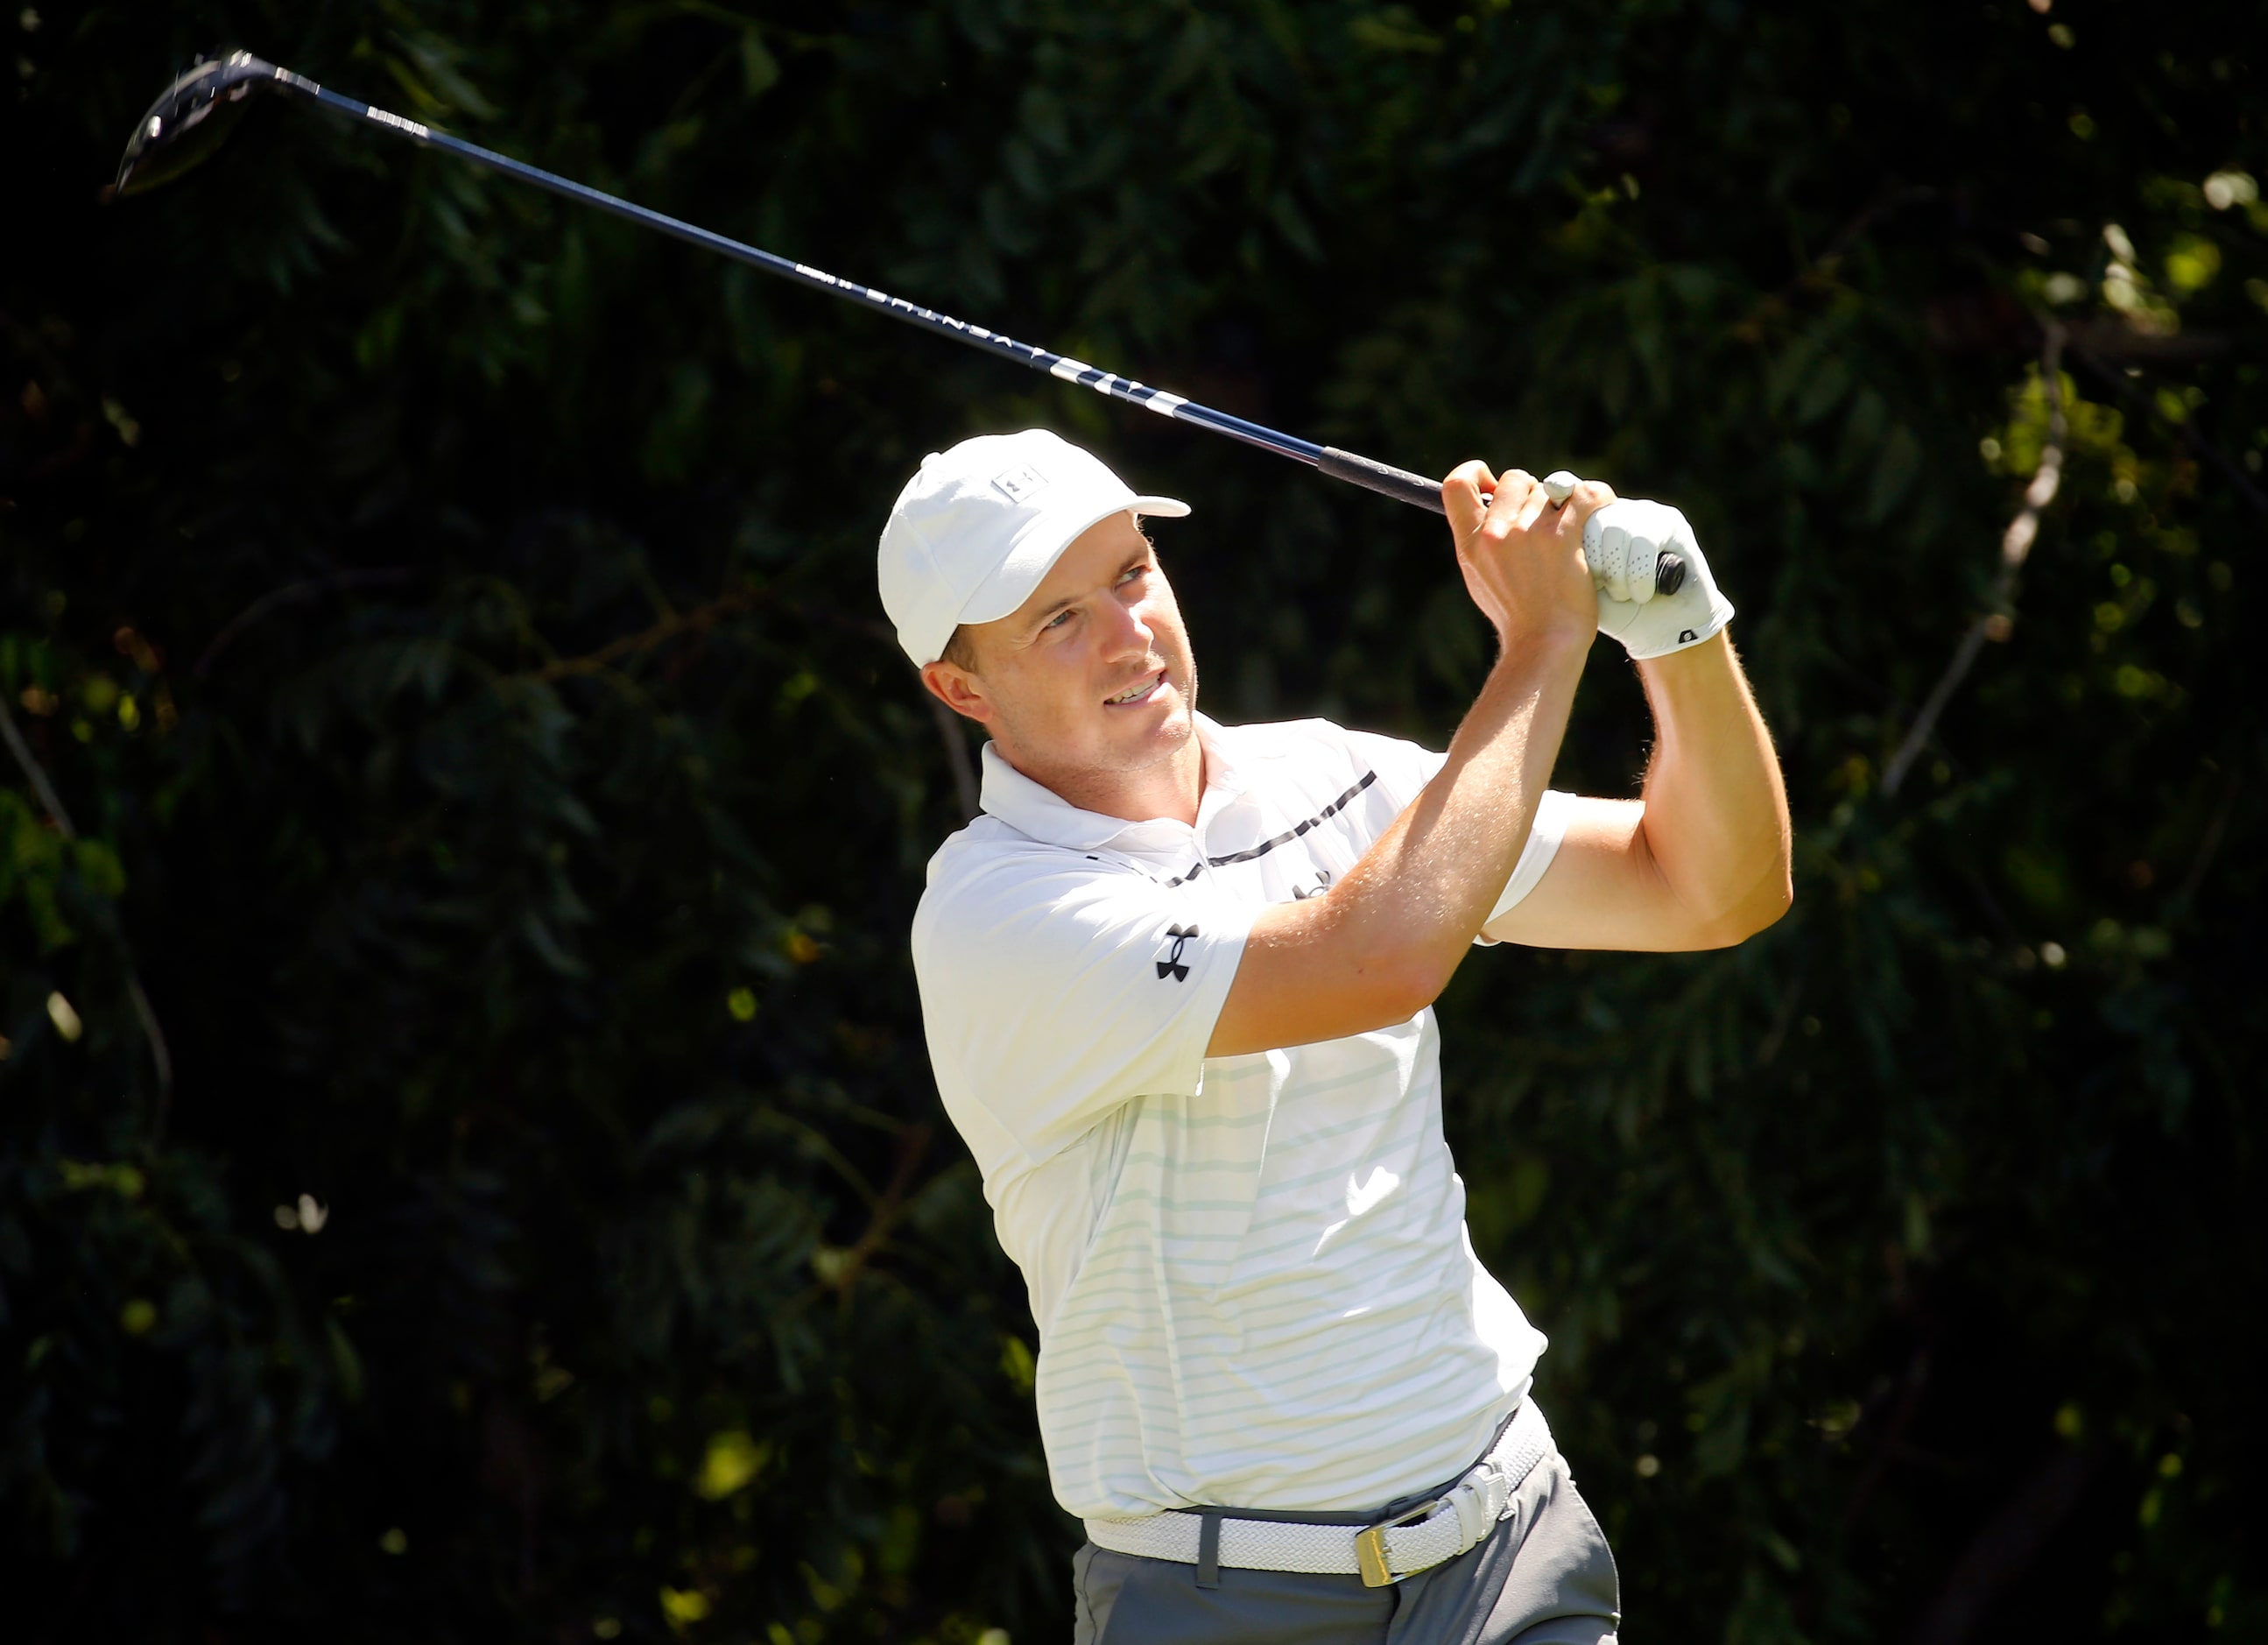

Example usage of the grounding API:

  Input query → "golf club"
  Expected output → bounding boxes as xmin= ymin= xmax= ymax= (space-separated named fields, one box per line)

xmin=113 ymin=50 xmax=1684 ymax=596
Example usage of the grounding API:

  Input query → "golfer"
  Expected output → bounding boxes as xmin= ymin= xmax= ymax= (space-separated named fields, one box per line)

xmin=881 ymin=429 xmax=1790 ymax=1642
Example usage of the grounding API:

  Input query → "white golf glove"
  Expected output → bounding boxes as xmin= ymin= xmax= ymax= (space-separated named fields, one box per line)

xmin=1582 ymin=498 xmax=1735 ymax=660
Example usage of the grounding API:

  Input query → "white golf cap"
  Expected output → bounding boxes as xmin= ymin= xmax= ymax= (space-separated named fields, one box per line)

xmin=877 ymin=429 xmax=1189 ymax=667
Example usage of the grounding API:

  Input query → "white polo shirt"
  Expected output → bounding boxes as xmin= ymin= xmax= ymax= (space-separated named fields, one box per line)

xmin=912 ymin=713 xmax=1571 ymax=1519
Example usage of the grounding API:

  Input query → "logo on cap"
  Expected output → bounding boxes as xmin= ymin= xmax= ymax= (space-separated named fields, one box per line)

xmin=991 ymin=462 xmax=1050 ymax=503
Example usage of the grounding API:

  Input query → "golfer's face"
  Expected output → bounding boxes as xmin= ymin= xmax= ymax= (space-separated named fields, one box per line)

xmin=973 ymin=512 xmax=1197 ymax=776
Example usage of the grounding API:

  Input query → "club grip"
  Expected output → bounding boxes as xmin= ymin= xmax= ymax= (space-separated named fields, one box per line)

xmin=1319 ymin=447 xmax=1687 ymax=596
xmin=1317 ymin=447 xmax=1447 ymax=514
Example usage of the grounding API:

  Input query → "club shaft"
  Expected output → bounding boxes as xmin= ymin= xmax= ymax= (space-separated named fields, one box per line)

xmin=264 ymin=67 xmax=1462 ymax=505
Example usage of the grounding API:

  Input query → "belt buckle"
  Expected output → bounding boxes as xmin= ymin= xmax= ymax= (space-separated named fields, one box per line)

xmin=1353 ymin=1499 xmax=1436 ymax=1588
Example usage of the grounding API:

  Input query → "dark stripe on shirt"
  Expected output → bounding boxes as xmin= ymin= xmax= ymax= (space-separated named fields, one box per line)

xmin=1159 ymin=771 xmax=1378 ymax=887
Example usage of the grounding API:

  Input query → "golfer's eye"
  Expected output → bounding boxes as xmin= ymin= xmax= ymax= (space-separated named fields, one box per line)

xmin=1042 ymin=609 xmax=1074 ymax=632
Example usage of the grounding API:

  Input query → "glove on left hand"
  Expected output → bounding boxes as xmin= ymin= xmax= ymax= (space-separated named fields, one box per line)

xmin=1583 ymin=499 xmax=1736 ymax=660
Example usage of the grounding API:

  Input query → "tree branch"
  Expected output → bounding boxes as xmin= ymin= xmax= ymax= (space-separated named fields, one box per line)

xmin=1908 ymin=1444 xmax=2097 ymax=1645
xmin=193 ymin=568 xmax=418 ymax=680
xmin=535 ymin=589 xmax=984 ymax=823
xmin=817 ymin=1123 xmax=933 ymax=1295
xmin=2171 ymin=768 xmax=2240 ymax=910
xmin=0 ymin=689 xmax=76 ymax=833
xmin=0 ymin=692 xmax=174 ymax=1141
xmin=1839 ymin=1345 xmax=1931 ymax=1536
xmin=532 ymin=589 xmax=758 ymax=681
xmin=1808 ymin=184 xmax=1938 ymax=279
xmin=1884 ymin=322 xmax=2066 ymax=796
xmin=2065 ymin=340 xmax=2268 ymax=520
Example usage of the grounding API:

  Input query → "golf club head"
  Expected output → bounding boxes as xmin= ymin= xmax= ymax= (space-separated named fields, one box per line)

xmin=112 ymin=50 xmax=278 ymax=198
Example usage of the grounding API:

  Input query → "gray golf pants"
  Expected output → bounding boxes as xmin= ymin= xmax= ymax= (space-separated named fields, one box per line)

xmin=1071 ymin=1450 xmax=1620 ymax=1645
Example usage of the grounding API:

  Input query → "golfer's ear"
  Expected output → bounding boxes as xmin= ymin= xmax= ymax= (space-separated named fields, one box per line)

xmin=921 ymin=660 xmax=994 ymax=725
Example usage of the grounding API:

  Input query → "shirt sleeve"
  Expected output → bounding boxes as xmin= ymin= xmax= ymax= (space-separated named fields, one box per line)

xmin=1329 ymin=725 xmax=1572 ymax=943
xmin=1475 ymin=787 xmax=1573 ymax=942
xmin=913 ymin=850 xmax=1255 ymax=1165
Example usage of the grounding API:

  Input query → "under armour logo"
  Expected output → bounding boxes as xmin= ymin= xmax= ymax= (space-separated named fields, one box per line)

xmin=991 ymin=462 xmax=1049 ymax=503
xmin=1292 ymin=869 xmax=1334 ymax=901
xmin=1156 ymin=924 xmax=1198 ymax=981
xmin=1678 ymin=628 xmax=1698 ymax=644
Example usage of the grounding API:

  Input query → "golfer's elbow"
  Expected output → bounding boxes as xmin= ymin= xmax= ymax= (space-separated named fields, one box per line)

xmin=1228 ymin=902 xmax=1452 ymax=1048
xmin=1635 ymin=807 xmax=1792 ymax=949
xmin=1313 ymin=890 xmax=1460 ymax=1021
xmin=1721 ymin=871 xmax=1794 ymax=944
xmin=1749 ymin=824 xmax=1797 ymax=934
xmin=1762 ymin=851 xmax=1795 ymax=927
xmin=1362 ymin=938 xmax=1462 ymax=1023
xmin=1306 ymin=928 xmax=1455 ymax=1030
xmin=1688 ymin=854 xmax=1793 ymax=948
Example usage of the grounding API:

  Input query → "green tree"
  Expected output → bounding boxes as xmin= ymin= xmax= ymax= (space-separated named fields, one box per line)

xmin=3 ymin=1 xmax=2261 ymax=1640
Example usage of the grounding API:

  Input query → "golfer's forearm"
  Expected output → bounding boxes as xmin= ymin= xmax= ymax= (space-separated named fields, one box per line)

xmin=1357 ymin=640 xmax=1588 ymax=974
xmin=1212 ymin=635 xmax=1585 ymax=1055
xmin=1632 ymin=632 xmax=1791 ymax=941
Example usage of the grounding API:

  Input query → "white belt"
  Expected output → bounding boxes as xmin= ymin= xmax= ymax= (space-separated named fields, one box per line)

xmin=1083 ymin=1399 xmax=1553 ymax=1589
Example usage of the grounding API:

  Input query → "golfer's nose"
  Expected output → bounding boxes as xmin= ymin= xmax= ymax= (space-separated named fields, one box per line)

xmin=1099 ymin=591 xmax=1153 ymax=659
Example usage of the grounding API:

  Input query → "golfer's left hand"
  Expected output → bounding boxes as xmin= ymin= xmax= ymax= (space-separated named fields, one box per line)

xmin=1587 ymin=500 xmax=1736 ymax=660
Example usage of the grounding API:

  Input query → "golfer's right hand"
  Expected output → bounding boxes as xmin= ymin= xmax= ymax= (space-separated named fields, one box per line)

xmin=1442 ymin=461 xmax=1610 ymax=652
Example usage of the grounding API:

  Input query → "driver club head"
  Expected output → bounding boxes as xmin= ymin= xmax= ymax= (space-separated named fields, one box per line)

xmin=111 ymin=49 xmax=278 ymax=199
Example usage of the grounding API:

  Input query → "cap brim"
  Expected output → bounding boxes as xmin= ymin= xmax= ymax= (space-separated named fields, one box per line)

xmin=956 ymin=493 xmax=1190 ymax=631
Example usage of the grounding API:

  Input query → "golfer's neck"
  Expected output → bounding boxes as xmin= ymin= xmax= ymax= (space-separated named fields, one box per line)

xmin=1009 ymin=733 xmax=1205 ymax=829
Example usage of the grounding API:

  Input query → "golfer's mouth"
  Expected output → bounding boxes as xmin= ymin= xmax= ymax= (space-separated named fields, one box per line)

xmin=1105 ymin=670 xmax=1168 ymax=709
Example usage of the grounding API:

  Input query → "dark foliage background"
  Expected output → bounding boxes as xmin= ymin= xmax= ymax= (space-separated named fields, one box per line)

xmin=4 ymin=1 xmax=2264 ymax=1640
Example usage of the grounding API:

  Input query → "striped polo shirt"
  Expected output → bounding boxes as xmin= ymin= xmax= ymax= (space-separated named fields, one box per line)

xmin=912 ymin=714 xmax=1569 ymax=1519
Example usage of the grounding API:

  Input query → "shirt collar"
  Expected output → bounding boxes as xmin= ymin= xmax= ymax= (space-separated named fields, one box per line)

xmin=977 ymin=713 xmax=1250 ymax=853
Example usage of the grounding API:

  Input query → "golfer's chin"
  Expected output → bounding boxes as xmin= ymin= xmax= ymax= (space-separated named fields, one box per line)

xmin=1095 ymin=681 xmax=1194 ymax=763
xmin=996 ymin=674 xmax=1198 ymax=796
